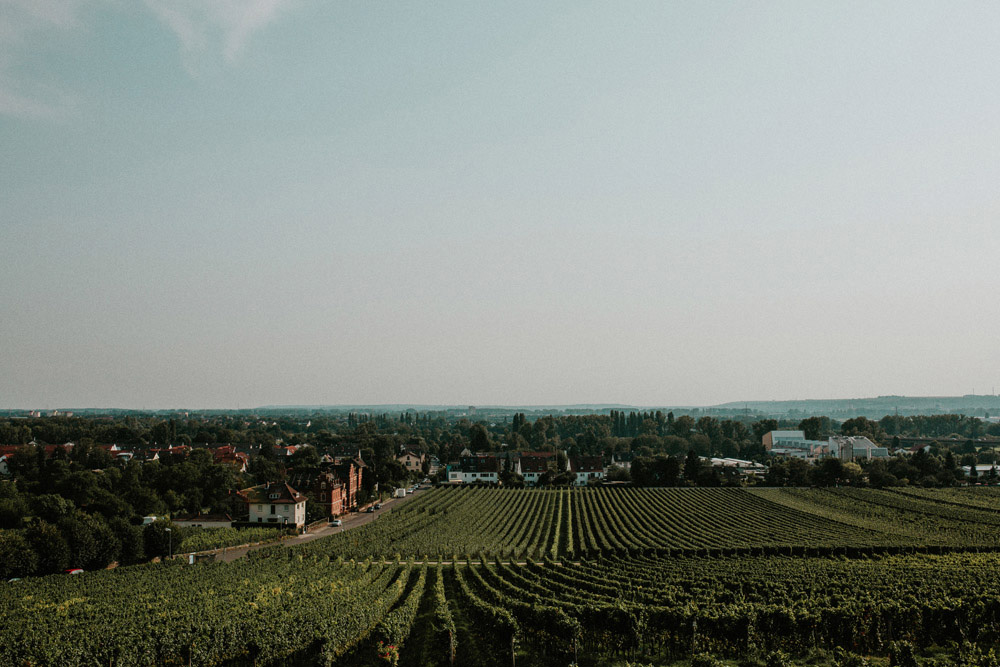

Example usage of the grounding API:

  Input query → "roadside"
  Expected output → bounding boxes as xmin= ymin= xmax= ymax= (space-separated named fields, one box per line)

xmin=215 ymin=485 xmax=427 ymax=563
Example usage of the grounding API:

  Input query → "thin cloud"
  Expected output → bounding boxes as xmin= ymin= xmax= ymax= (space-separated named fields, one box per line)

xmin=0 ymin=0 xmax=293 ymax=119
xmin=0 ymin=0 xmax=93 ymax=119
xmin=144 ymin=0 xmax=293 ymax=66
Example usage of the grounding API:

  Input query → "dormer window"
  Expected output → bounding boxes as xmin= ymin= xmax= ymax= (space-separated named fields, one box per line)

xmin=269 ymin=493 xmax=279 ymax=500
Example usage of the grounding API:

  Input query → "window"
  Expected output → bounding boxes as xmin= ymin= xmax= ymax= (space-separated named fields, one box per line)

xmin=270 ymin=505 xmax=276 ymax=514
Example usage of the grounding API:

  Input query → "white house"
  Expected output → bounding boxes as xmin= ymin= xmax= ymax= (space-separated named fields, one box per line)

xmin=241 ymin=482 xmax=307 ymax=528
xmin=397 ymin=449 xmax=425 ymax=473
xmin=569 ymin=456 xmax=604 ymax=486
xmin=450 ymin=455 xmax=501 ymax=484
xmin=516 ymin=454 xmax=550 ymax=486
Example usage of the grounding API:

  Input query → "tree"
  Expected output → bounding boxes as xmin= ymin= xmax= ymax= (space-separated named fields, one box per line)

xmin=60 ymin=514 xmax=98 ymax=570
xmin=798 ymin=416 xmax=830 ymax=442
xmin=0 ymin=531 xmax=37 ymax=578
xmin=469 ymin=424 xmax=490 ymax=452
xmin=605 ymin=465 xmax=631 ymax=482
xmin=35 ymin=494 xmax=75 ymax=523
xmin=672 ymin=415 xmax=695 ymax=438
xmin=688 ymin=434 xmax=712 ymax=456
xmin=842 ymin=462 xmax=863 ymax=486
xmin=290 ymin=445 xmax=321 ymax=470
xmin=683 ymin=450 xmax=703 ymax=485
xmin=109 ymin=517 xmax=144 ymax=565
xmin=752 ymin=420 xmax=779 ymax=443
xmin=764 ymin=460 xmax=789 ymax=486
xmin=811 ymin=458 xmax=844 ymax=487
xmin=0 ymin=494 xmax=28 ymax=529
xmin=143 ymin=521 xmax=177 ymax=560
xmin=27 ymin=521 xmax=70 ymax=574
xmin=841 ymin=417 xmax=886 ymax=443
xmin=866 ymin=459 xmax=897 ymax=488
xmin=786 ymin=458 xmax=811 ymax=486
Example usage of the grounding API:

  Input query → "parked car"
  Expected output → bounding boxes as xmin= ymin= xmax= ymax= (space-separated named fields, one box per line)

xmin=330 ymin=519 xmax=343 ymax=527
xmin=365 ymin=506 xmax=375 ymax=513
xmin=374 ymin=503 xmax=382 ymax=510
xmin=64 ymin=569 xmax=84 ymax=575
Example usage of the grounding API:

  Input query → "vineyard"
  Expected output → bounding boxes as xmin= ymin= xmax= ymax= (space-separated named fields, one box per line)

xmin=298 ymin=486 xmax=1000 ymax=560
xmin=4 ymin=487 xmax=1000 ymax=665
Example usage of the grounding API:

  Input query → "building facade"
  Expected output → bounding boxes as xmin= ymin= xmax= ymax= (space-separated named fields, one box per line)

xmin=240 ymin=482 xmax=307 ymax=528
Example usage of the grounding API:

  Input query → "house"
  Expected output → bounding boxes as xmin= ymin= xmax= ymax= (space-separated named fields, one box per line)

xmin=112 ymin=450 xmax=135 ymax=463
xmin=449 ymin=455 xmax=501 ymax=484
xmin=240 ymin=482 xmax=307 ymax=528
xmin=609 ymin=452 xmax=634 ymax=471
xmin=171 ymin=513 xmax=234 ymax=529
xmin=150 ymin=445 xmax=190 ymax=460
xmin=964 ymin=465 xmax=1000 ymax=480
xmin=397 ymin=449 xmax=425 ymax=473
xmin=213 ymin=445 xmax=248 ymax=472
xmin=516 ymin=454 xmax=550 ymax=486
xmin=569 ymin=456 xmax=604 ymax=486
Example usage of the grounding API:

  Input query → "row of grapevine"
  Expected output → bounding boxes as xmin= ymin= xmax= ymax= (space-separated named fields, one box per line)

xmin=436 ymin=552 xmax=1000 ymax=664
xmin=0 ymin=550 xmax=412 ymax=666
xmin=300 ymin=486 xmax=1000 ymax=561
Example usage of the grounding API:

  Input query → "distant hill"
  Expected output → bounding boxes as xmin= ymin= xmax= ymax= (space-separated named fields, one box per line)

xmin=5 ymin=396 xmax=999 ymax=420
xmin=708 ymin=395 xmax=1000 ymax=419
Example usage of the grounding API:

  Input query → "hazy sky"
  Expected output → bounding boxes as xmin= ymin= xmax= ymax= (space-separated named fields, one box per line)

xmin=3 ymin=1 xmax=1000 ymax=409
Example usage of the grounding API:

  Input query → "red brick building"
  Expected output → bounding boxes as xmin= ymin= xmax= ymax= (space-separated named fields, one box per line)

xmin=291 ymin=455 xmax=366 ymax=518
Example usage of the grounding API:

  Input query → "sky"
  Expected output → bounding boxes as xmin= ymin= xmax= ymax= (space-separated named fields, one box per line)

xmin=2 ymin=1 xmax=1000 ymax=409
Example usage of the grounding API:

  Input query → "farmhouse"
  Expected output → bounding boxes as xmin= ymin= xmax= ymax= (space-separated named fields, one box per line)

xmin=516 ymin=454 xmax=550 ymax=486
xmin=240 ymin=482 xmax=307 ymax=528
xmin=570 ymin=456 xmax=605 ymax=486
xmin=397 ymin=449 xmax=425 ymax=473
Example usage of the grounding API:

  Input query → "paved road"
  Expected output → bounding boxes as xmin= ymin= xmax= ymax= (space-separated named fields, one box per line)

xmin=216 ymin=486 xmax=427 ymax=563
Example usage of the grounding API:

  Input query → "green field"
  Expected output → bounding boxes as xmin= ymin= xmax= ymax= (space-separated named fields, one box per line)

xmin=4 ymin=487 xmax=1000 ymax=666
